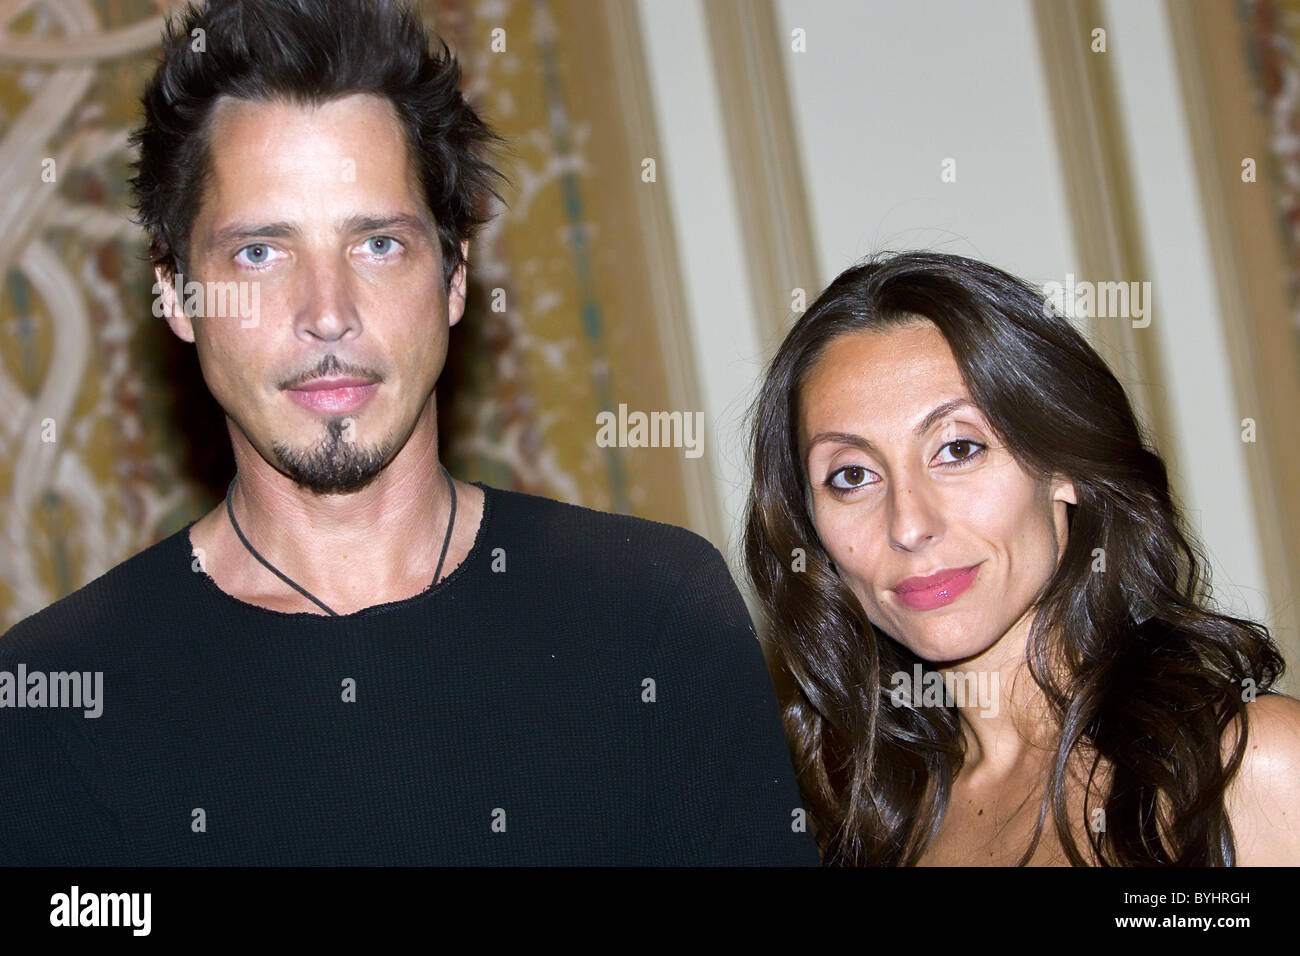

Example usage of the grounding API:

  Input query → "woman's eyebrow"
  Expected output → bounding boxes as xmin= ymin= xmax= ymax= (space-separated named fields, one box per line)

xmin=805 ymin=431 xmax=878 ymax=455
xmin=912 ymin=397 xmax=977 ymax=436
xmin=804 ymin=397 xmax=977 ymax=458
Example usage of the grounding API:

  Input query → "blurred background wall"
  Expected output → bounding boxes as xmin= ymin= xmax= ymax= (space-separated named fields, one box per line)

xmin=2 ymin=0 xmax=1297 ymax=689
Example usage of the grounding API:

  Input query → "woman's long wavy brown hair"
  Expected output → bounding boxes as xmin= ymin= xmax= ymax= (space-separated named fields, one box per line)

xmin=744 ymin=250 xmax=1285 ymax=866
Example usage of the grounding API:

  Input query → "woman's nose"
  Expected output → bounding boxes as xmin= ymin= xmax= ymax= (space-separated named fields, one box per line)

xmin=887 ymin=470 xmax=944 ymax=551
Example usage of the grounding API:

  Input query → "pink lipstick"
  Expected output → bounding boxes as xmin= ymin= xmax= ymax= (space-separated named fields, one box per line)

xmin=892 ymin=563 xmax=981 ymax=611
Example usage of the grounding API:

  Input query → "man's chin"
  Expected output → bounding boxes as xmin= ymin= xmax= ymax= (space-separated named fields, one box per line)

xmin=270 ymin=440 xmax=393 ymax=495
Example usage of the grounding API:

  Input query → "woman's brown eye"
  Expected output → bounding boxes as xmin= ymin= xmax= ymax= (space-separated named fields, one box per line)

xmin=829 ymin=465 xmax=874 ymax=490
xmin=935 ymin=439 xmax=986 ymax=466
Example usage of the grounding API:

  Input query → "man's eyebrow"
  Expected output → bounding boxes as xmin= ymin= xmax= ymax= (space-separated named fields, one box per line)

xmin=209 ymin=221 xmax=297 ymax=247
xmin=339 ymin=213 xmax=435 ymax=238
xmin=208 ymin=213 xmax=434 ymax=248
xmin=803 ymin=398 xmax=978 ymax=460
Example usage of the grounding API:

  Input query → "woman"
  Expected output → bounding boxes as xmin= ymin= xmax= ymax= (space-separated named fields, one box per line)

xmin=744 ymin=250 xmax=1300 ymax=865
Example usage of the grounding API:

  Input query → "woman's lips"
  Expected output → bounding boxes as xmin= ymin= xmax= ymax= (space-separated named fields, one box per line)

xmin=286 ymin=380 xmax=379 ymax=414
xmin=893 ymin=563 xmax=981 ymax=611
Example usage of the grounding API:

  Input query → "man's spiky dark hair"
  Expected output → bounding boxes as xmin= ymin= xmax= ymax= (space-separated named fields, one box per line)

xmin=129 ymin=0 xmax=506 ymax=286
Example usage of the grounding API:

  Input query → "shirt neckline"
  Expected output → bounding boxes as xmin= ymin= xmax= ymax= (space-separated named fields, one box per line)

xmin=182 ymin=480 xmax=496 ymax=622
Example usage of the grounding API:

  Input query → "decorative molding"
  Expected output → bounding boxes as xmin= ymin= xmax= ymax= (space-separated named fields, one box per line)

xmin=703 ymin=0 xmax=820 ymax=356
xmin=1167 ymin=0 xmax=1300 ymax=683
xmin=601 ymin=0 xmax=726 ymax=548
xmin=1030 ymin=0 xmax=1180 ymax=482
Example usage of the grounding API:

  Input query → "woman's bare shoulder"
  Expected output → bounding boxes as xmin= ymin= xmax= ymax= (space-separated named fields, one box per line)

xmin=1223 ymin=693 xmax=1300 ymax=865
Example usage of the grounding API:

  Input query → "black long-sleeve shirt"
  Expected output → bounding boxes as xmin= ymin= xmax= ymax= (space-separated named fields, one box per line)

xmin=0 ymin=482 xmax=818 ymax=866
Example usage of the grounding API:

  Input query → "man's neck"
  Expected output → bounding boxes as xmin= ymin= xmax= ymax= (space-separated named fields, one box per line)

xmin=188 ymin=416 xmax=482 ymax=615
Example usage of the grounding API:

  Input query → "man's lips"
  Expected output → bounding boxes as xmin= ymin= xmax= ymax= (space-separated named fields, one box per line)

xmin=892 ymin=563 xmax=981 ymax=611
xmin=286 ymin=377 xmax=379 ymax=414
xmin=291 ymin=376 xmax=376 ymax=391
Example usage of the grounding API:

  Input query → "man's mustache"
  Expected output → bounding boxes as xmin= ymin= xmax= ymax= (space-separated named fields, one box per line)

xmin=277 ymin=354 xmax=387 ymax=390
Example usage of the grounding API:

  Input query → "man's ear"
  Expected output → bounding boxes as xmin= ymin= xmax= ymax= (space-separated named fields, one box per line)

xmin=448 ymin=239 xmax=469 ymax=328
xmin=155 ymin=265 xmax=195 ymax=343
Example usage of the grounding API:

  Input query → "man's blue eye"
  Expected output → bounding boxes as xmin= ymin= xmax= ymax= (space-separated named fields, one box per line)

xmin=365 ymin=236 xmax=397 ymax=255
xmin=242 ymin=244 xmax=269 ymax=263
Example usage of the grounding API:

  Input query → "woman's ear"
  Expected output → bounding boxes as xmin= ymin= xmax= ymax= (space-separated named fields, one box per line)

xmin=1049 ymin=474 xmax=1077 ymax=550
xmin=1051 ymin=474 xmax=1077 ymax=506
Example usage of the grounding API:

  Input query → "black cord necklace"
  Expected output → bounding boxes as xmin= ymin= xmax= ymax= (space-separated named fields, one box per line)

xmin=224 ymin=464 xmax=458 ymax=616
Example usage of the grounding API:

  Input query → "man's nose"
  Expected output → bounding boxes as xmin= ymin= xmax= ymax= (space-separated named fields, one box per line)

xmin=293 ymin=254 xmax=362 ymax=343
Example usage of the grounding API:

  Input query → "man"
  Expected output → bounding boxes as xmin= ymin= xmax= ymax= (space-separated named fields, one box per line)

xmin=0 ymin=0 xmax=817 ymax=866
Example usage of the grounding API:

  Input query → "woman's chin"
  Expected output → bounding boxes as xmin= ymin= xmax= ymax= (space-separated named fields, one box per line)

xmin=895 ymin=631 xmax=999 ymax=669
